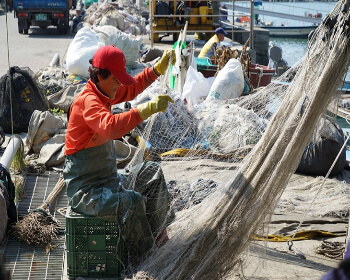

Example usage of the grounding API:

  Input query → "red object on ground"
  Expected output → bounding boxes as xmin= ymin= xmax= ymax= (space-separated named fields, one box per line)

xmin=250 ymin=63 xmax=275 ymax=88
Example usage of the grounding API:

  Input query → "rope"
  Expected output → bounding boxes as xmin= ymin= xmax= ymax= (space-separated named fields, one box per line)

xmin=254 ymin=230 xmax=342 ymax=242
xmin=316 ymin=240 xmax=345 ymax=260
xmin=256 ymin=67 xmax=263 ymax=88
xmin=299 ymin=95 xmax=309 ymax=115
xmin=115 ymin=136 xmax=133 ymax=165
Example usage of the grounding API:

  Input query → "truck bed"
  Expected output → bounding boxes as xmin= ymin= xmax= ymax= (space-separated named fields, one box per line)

xmin=14 ymin=0 xmax=69 ymax=10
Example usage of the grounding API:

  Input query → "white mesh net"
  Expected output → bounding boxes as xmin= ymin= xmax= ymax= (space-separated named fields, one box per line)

xmin=120 ymin=0 xmax=350 ymax=278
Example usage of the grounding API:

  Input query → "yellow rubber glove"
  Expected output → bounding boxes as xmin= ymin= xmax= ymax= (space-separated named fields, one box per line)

xmin=137 ymin=95 xmax=174 ymax=120
xmin=154 ymin=49 xmax=176 ymax=75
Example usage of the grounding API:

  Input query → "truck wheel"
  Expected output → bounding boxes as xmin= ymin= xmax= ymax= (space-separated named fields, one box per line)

xmin=58 ymin=27 xmax=69 ymax=35
xmin=23 ymin=29 xmax=28 ymax=35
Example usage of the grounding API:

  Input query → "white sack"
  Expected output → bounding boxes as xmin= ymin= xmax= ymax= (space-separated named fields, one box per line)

xmin=206 ymin=58 xmax=244 ymax=101
xmin=47 ymin=84 xmax=86 ymax=113
xmin=92 ymin=25 xmax=143 ymax=67
xmin=66 ymin=27 xmax=104 ymax=78
xmin=123 ymin=25 xmax=141 ymax=36
xmin=36 ymin=133 xmax=66 ymax=168
xmin=98 ymin=10 xmax=131 ymax=31
xmin=182 ymin=66 xmax=215 ymax=106
xmin=26 ymin=110 xmax=66 ymax=154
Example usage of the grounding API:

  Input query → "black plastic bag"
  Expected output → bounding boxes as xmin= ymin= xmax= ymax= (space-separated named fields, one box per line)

xmin=0 ymin=164 xmax=16 ymax=224
xmin=296 ymin=116 xmax=346 ymax=176
xmin=0 ymin=66 xmax=49 ymax=133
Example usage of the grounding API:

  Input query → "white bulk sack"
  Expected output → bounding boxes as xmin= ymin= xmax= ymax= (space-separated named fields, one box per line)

xmin=182 ymin=66 xmax=215 ymax=106
xmin=66 ymin=27 xmax=104 ymax=78
xmin=98 ymin=10 xmax=131 ymax=31
xmin=206 ymin=58 xmax=244 ymax=101
xmin=92 ymin=25 xmax=143 ymax=67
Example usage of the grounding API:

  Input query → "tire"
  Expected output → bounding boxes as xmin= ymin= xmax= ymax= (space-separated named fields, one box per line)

xmin=58 ymin=27 xmax=69 ymax=35
xmin=69 ymin=24 xmax=74 ymax=35
xmin=18 ymin=21 xmax=23 ymax=34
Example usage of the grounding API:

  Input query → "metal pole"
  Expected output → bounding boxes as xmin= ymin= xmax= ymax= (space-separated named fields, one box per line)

xmin=0 ymin=136 xmax=21 ymax=169
xmin=150 ymin=0 xmax=153 ymax=48
xmin=250 ymin=0 xmax=254 ymax=49
xmin=232 ymin=0 xmax=234 ymax=40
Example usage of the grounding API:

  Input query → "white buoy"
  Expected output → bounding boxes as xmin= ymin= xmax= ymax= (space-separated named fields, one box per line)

xmin=0 ymin=136 xmax=21 ymax=169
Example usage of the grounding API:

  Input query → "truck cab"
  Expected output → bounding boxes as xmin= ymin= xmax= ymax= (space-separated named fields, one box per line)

xmin=14 ymin=0 xmax=71 ymax=34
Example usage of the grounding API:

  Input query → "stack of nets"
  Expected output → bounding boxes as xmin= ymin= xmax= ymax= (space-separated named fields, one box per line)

xmin=120 ymin=0 xmax=350 ymax=278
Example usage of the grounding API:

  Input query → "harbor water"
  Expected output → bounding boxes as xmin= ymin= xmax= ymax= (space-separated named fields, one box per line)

xmin=260 ymin=1 xmax=334 ymax=66
xmin=228 ymin=1 xmax=338 ymax=66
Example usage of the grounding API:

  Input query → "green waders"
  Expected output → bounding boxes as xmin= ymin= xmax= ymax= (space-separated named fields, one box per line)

xmin=63 ymin=141 xmax=172 ymax=257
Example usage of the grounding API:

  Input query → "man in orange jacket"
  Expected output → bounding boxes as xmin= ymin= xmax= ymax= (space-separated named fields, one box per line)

xmin=63 ymin=45 xmax=175 ymax=262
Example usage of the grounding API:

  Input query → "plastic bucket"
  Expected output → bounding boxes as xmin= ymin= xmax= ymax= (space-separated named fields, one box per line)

xmin=199 ymin=6 xmax=208 ymax=24
xmin=190 ymin=8 xmax=199 ymax=25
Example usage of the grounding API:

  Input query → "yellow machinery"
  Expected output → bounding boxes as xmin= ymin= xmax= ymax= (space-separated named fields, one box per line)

xmin=150 ymin=0 xmax=219 ymax=42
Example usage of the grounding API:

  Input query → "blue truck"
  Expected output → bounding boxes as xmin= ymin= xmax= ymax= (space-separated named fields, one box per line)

xmin=14 ymin=0 xmax=72 ymax=34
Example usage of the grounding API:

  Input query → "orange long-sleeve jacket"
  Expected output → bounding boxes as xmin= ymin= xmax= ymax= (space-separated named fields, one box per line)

xmin=65 ymin=67 xmax=158 ymax=155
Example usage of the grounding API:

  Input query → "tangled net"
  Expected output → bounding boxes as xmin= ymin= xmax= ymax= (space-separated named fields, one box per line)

xmin=120 ymin=1 xmax=350 ymax=278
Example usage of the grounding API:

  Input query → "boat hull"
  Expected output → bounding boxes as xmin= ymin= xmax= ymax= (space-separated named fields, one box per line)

xmin=260 ymin=25 xmax=317 ymax=38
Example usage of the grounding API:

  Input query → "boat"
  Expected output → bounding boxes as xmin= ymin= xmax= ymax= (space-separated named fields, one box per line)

xmin=260 ymin=25 xmax=318 ymax=38
xmin=327 ymin=100 xmax=350 ymax=120
xmin=327 ymin=81 xmax=350 ymax=120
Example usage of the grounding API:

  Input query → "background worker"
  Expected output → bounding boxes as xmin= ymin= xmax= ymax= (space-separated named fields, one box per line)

xmin=220 ymin=4 xmax=228 ymax=22
xmin=198 ymin=27 xmax=228 ymax=59
xmin=70 ymin=2 xmax=86 ymax=34
xmin=63 ymin=45 xmax=175 ymax=261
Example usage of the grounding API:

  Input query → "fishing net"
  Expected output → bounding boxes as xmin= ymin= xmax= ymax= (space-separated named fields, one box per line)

xmin=118 ymin=0 xmax=350 ymax=278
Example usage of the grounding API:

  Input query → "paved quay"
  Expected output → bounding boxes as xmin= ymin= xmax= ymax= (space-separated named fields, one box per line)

xmin=0 ymin=12 xmax=172 ymax=77
xmin=0 ymin=9 xmax=238 ymax=78
xmin=0 ymin=8 xmax=211 ymax=77
xmin=0 ymin=11 xmax=74 ymax=76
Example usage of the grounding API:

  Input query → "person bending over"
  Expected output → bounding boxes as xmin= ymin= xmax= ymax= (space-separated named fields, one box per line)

xmin=63 ymin=45 xmax=175 ymax=261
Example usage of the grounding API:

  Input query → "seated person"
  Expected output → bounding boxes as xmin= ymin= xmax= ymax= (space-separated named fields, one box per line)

xmin=198 ymin=27 xmax=228 ymax=59
xmin=63 ymin=45 xmax=175 ymax=261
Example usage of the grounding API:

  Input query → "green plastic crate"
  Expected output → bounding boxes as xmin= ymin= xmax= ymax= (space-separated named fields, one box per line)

xmin=65 ymin=206 xmax=127 ymax=278
xmin=195 ymin=57 xmax=217 ymax=70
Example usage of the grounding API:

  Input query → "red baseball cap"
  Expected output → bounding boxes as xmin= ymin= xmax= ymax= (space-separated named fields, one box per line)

xmin=92 ymin=45 xmax=136 ymax=86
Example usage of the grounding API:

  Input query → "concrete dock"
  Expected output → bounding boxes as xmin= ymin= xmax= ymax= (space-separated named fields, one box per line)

xmin=0 ymin=10 xmax=269 ymax=76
